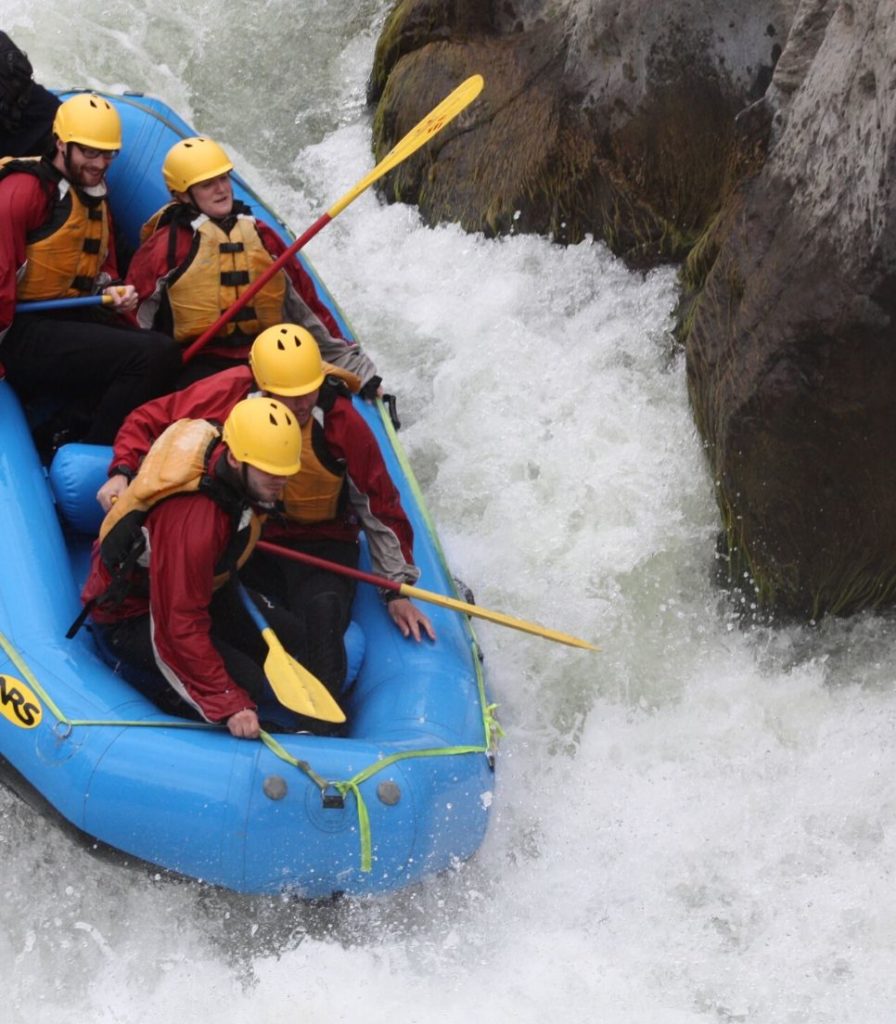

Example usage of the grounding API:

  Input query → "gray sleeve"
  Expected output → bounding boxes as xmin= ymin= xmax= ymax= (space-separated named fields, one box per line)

xmin=346 ymin=478 xmax=419 ymax=586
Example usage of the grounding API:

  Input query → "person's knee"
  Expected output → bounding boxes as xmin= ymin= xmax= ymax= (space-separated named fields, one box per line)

xmin=306 ymin=586 xmax=351 ymax=648
xmin=304 ymin=590 xmax=346 ymax=635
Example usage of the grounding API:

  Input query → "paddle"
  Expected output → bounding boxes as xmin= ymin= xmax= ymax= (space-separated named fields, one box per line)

xmin=182 ymin=73 xmax=485 ymax=364
xmin=17 ymin=294 xmax=113 ymax=313
xmin=256 ymin=540 xmax=599 ymax=652
xmin=236 ymin=579 xmax=345 ymax=723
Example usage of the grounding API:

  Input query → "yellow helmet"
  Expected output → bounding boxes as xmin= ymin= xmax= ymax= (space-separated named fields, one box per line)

xmin=53 ymin=93 xmax=122 ymax=150
xmin=249 ymin=324 xmax=325 ymax=397
xmin=222 ymin=398 xmax=302 ymax=476
xmin=162 ymin=136 xmax=233 ymax=192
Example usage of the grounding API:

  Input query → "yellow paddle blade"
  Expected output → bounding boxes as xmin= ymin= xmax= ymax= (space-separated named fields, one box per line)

xmin=399 ymin=585 xmax=600 ymax=651
xmin=260 ymin=627 xmax=346 ymax=723
xmin=327 ymin=73 xmax=485 ymax=218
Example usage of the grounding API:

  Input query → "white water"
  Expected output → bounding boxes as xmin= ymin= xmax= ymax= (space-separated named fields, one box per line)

xmin=3 ymin=4 xmax=896 ymax=1022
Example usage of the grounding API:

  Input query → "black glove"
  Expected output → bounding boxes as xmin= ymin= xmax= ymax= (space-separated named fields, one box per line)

xmin=359 ymin=375 xmax=382 ymax=401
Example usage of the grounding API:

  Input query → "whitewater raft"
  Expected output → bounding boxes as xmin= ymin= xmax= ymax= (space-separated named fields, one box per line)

xmin=0 ymin=91 xmax=496 ymax=897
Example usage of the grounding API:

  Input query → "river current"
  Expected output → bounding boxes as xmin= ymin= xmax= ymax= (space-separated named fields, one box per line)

xmin=2 ymin=3 xmax=895 ymax=1022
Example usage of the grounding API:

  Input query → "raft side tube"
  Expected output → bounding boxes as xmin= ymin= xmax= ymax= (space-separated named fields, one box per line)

xmin=0 ymin=91 xmax=494 ymax=896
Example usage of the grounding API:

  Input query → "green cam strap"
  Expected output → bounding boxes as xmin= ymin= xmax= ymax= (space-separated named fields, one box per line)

xmin=0 ymin=627 xmax=217 ymax=733
xmin=261 ymin=732 xmax=494 ymax=873
xmin=1 ymin=621 xmax=502 ymax=873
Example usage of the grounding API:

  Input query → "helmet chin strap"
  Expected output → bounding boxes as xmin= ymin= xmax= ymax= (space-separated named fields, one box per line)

xmin=239 ymin=460 xmax=277 ymax=511
xmin=184 ymin=186 xmax=235 ymax=228
xmin=62 ymin=143 xmax=76 ymax=178
xmin=239 ymin=461 xmax=257 ymax=503
xmin=219 ymin=449 xmax=254 ymax=504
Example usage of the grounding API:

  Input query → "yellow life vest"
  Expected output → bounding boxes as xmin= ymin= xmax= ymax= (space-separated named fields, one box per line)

xmin=279 ymin=376 xmax=361 ymax=525
xmin=138 ymin=202 xmax=176 ymax=245
xmin=0 ymin=156 xmax=110 ymax=300
xmin=99 ymin=418 xmax=262 ymax=589
xmin=282 ymin=415 xmax=344 ymax=525
xmin=164 ymin=213 xmax=286 ymax=345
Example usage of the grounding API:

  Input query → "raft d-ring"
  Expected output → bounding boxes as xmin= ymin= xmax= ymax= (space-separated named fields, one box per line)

xmin=53 ymin=721 xmax=73 ymax=739
xmin=321 ymin=784 xmax=345 ymax=810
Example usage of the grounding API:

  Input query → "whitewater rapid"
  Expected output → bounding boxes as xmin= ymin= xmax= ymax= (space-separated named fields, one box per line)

xmin=2 ymin=3 xmax=896 ymax=1022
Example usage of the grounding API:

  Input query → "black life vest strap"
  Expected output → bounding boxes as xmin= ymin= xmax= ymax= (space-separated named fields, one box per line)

xmin=66 ymin=538 xmax=146 ymax=639
xmin=65 ymin=601 xmax=93 ymax=640
xmin=220 ymin=269 xmax=250 ymax=287
xmin=70 ymin=275 xmax=96 ymax=293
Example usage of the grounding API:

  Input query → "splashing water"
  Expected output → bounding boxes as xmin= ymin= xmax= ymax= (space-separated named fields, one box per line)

xmin=3 ymin=3 xmax=896 ymax=1021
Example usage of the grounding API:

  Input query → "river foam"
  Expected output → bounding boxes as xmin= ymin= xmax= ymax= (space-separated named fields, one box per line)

xmin=2 ymin=3 xmax=895 ymax=1021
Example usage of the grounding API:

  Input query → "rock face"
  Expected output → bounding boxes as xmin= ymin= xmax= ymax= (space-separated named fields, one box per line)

xmin=370 ymin=0 xmax=789 ymax=261
xmin=685 ymin=0 xmax=896 ymax=616
xmin=370 ymin=0 xmax=896 ymax=618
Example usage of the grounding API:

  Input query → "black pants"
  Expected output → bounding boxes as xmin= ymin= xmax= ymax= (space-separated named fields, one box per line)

xmin=93 ymin=580 xmax=337 ymax=733
xmin=240 ymin=539 xmax=359 ymax=696
xmin=1 ymin=310 xmax=181 ymax=444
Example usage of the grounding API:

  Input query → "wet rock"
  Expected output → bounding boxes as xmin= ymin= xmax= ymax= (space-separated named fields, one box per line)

xmin=369 ymin=0 xmax=791 ymax=262
xmin=684 ymin=0 xmax=896 ymax=616
xmin=370 ymin=0 xmax=896 ymax=618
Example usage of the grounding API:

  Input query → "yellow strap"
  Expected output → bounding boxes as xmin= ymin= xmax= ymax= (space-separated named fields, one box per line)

xmin=484 ymin=702 xmax=505 ymax=752
xmin=0 ymin=628 xmax=69 ymax=724
xmin=263 ymin=732 xmax=490 ymax=872
xmin=0 ymin=628 xmax=498 ymax=876
xmin=0 ymin=626 xmax=220 ymax=733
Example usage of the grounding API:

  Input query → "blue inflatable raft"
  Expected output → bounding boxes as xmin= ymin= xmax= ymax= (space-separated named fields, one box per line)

xmin=0 ymin=92 xmax=497 ymax=897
